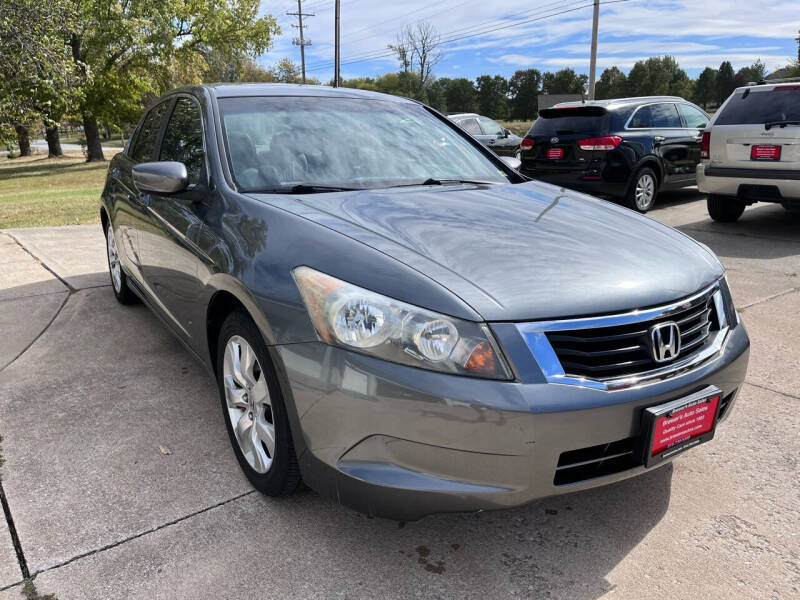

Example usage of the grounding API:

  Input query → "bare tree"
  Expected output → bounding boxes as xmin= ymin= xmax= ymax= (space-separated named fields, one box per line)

xmin=388 ymin=22 xmax=442 ymax=99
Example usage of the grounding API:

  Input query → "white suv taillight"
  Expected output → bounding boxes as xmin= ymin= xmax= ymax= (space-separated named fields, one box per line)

xmin=700 ymin=131 xmax=710 ymax=160
xmin=578 ymin=136 xmax=621 ymax=151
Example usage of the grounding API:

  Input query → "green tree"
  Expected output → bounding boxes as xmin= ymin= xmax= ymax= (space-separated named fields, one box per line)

xmin=693 ymin=67 xmax=717 ymax=109
xmin=0 ymin=0 xmax=79 ymax=156
xmin=508 ymin=69 xmax=542 ymax=120
xmin=716 ymin=61 xmax=736 ymax=104
xmin=425 ymin=78 xmax=449 ymax=112
xmin=69 ymin=0 xmax=279 ymax=161
xmin=475 ymin=75 xmax=509 ymax=119
xmin=736 ymin=59 xmax=767 ymax=84
xmin=625 ymin=56 xmax=691 ymax=98
xmin=445 ymin=78 xmax=477 ymax=113
xmin=542 ymin=68 xmax=587 ymax=95
xmin=594 ymin=66 xmax=627 ymax=99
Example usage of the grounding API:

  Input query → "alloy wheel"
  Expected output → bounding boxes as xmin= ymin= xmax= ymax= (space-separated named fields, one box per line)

xmin=106 ymin=224 xmax=122 ymax=292
xmin=634 ymin=173 xmax=656 ymax=210
xmin=222 ymin=335 xmax=275 ymax=474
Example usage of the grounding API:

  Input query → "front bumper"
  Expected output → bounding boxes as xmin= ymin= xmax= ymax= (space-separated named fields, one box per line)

xmin=697 ymin=163 xmax=800 ymax=201
xmin=275 ymin=323 xmax=749 ymax=520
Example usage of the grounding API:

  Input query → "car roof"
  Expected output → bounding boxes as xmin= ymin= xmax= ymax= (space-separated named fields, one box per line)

xmin=552 ymin=96 xmax=688 ymax=110
xmin=170 ymin=83 xmax=415 ymax=103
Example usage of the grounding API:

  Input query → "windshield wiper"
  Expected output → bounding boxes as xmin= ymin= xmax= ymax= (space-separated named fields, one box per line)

xmin=387 ymin=178 xmax=499 ymax=188
xmin=765 ymin=120 xmax=800 ymax=130
xmin=256 ymin=184 xmax=361 ymax=194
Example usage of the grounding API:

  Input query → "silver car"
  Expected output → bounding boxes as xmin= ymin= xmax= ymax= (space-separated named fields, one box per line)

xmin=102 ymin=84 xmax=750 ymax=520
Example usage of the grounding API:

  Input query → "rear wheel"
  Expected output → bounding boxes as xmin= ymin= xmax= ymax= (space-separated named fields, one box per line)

xmin=626 ymin=167 xmax=658 ymax=213
xmin=707 ymin=194 xmax=746 ymax=222
xmin=216 ymin=310 xmax=301 ymax=496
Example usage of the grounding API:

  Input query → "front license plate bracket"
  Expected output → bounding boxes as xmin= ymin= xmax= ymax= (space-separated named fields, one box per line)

xmin=637 ymin=385 xmax=722 ymax=468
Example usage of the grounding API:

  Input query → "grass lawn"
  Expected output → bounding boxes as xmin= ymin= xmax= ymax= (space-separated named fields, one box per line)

xmin=0 ymin=153 xmax=112 ymax=228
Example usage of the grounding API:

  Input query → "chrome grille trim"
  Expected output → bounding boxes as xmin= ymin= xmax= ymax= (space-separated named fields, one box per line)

xmin=516 ymin=281 xmax=730 ymax=391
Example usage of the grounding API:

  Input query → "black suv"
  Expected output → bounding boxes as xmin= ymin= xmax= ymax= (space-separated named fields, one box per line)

xmin=519 ymin=97 xmax=710 ymax=212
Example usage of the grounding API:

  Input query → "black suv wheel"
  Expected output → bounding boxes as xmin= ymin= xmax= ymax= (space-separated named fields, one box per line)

xmin=707 ymin=194 xmax=746 ymax=222
xmin=626 ymin=167 xmax=658 ymax=212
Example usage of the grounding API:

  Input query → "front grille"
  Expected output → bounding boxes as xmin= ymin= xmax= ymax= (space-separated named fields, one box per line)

xmin=546 ymin=290 xmax=720 ymax=380
xmin=554 ymin=437 xmax=639 ymax=485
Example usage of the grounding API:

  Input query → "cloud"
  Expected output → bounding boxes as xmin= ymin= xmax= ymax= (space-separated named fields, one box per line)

xmin=261 ymin=0 xmax=799 ymax=80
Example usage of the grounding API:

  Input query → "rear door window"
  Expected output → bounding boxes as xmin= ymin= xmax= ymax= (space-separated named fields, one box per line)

xmin=650 ymin=103 xmax=682 ymax=128
xmin=458 ymin=118 xmax=482 ymax=135
xmin=159 ymin=97 xmax=205 ymax=184
xmin=478 ymin=116 xmax=504 ymax=137
xmin=715 ymin=86 xmax=800 ymax=125
xmin=628 ymin=105 xmax=652 ymax=128
xmin=129 ymin=101 xmax=171 ymax=163
xmin=678 ymin=104 xmax=709 ymax=128
xmin=531 ymin=106 xmax=608 ymax=135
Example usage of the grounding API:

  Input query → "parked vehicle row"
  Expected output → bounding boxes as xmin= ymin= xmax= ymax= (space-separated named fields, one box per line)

xmin=102 ymin=84 xmax=749 ymax=520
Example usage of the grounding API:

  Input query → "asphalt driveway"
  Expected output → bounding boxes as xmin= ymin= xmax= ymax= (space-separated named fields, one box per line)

xmin=0 ymin=192 xmax=798 ymax=599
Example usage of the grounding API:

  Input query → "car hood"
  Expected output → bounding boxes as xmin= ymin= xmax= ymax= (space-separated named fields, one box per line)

xmin=250 ymin=181 xmax=723 ymax=321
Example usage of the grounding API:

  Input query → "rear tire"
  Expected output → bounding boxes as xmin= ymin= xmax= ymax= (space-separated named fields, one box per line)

xmin=707 ymin=194 xmax=746 ymax=222
xmin=626 ymin=167 xmax=658 ymax=213
xmin=216 ymin=310 xmax=301 ymax=497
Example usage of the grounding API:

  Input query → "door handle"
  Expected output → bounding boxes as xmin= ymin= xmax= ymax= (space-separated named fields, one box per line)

xmin=654 ymin=136 xmax=666 ymax=143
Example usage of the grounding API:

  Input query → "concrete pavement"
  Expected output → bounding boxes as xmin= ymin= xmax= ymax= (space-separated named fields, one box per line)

xmin=0 ymin=195 xmax=798 ymax=599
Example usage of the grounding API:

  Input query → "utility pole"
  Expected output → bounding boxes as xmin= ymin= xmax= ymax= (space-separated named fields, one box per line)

xmin=588 ymin=0 xmax=599 ymax=100
xmin=334 ymin=0 xmax=341 ymax=87
xmin=288 ymin=0 xmax=314 ymax=84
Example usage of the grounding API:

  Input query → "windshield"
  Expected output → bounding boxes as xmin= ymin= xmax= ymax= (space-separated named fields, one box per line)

xmin=716 ymin=86 xmax=800 ymax=125
xmin=218 ymin=96 xmax=510 ymax=192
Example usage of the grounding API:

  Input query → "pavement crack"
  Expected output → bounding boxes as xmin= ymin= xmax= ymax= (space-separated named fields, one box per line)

xmin=0 ymin=293 xmax=68 ymax=373
xmin=26 ymin=489 xmax=257 ymax=580
xmin=738 ymin=287 xmax=800 ymax=310
xmin=0 ymin=474 xmax=30 ymax=581
xmin=744 ymin=381 xmax=800 ymax=402
xmin=2 ymin=232 xmax=76 ymax=293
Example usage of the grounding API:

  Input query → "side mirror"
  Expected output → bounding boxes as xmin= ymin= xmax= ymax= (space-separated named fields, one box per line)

xmin=132 ymin=162 xmax=189 ymax=194
xmin=503 ymin=128 xmax=512 ymax=138
xmin=500 ymin=156 xmax=521 ymax=170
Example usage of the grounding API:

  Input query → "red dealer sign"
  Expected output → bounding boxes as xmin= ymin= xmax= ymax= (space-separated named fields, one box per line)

xmin=651 ymin=395 xmax=720 ymax=456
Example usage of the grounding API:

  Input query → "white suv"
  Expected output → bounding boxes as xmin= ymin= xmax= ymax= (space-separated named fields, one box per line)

xmin=697 ymin=80 xmax=800 ymax=222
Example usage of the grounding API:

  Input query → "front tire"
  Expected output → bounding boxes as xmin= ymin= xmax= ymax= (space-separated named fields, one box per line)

xmin=707 ymin=194 xmax=746 ymax=222
xmin=626 ymin=167 xmax=658 ymax=213
xmin=105 ymin=223 xmax=139 ymax=304
xmin=216 ymin=310 xmax=301 ymax=496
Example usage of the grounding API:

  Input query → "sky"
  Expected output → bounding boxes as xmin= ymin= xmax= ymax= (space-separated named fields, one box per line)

xmin=259 ymin=0 xmax=799 ymax=82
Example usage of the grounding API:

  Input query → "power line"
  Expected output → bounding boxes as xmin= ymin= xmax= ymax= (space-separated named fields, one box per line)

xmin=305 ymin=0 xmax=586 ymax=72
xmin=304 ymin=0 xmax=585 ymax=70
xmin=307 ymin=0 xmax=631 ymax=74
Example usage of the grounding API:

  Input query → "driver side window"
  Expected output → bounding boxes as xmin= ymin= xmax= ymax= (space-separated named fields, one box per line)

xmin=129 ymin=101 xmax=171 ymax=163
xmin=159 ymin=97 xmax=205 ymax=185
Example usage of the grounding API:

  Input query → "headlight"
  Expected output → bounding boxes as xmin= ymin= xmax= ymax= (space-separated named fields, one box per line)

xmin=292 ymin=266 xmax=513 ymax=380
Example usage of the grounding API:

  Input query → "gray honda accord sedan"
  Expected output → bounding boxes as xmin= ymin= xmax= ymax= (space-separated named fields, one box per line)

xmin=101 ymin=84 xmax=749 ymax=520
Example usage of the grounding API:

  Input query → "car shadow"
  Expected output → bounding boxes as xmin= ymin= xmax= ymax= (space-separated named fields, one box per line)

xmin=0 ymin=275 xmax=673 ymax=598
xmin=677 ymin=203 xmax=800 ymax=261
xmin=260 ymin=463 xmax=673 ymax=599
